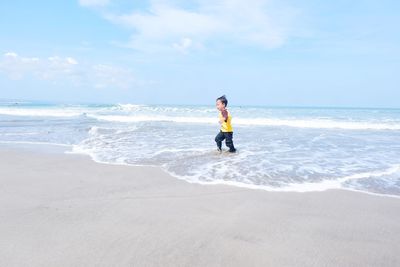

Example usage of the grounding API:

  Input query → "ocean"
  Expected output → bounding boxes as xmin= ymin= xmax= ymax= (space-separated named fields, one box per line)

xmin=1 ymin=101 xmax=400 ymax=197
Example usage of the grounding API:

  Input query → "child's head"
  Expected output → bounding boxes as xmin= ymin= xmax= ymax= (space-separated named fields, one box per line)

xmin=216 ymin=95 xmax=228 ymax=111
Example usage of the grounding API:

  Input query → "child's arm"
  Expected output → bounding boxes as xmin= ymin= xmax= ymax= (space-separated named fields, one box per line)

xmin=221 ymin=110 xmax=228 ymax=122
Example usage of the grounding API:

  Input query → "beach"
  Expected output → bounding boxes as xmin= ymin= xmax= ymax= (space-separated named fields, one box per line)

xmin=2 ymin=0 xmax=400 ymax=265
xmin=1 ymin=146 xmax=399 ymax=267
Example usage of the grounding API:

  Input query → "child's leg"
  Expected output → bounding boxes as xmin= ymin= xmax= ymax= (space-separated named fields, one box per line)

xmin=224 ymin=132 xmax=236 ymax=152
xmin=215 ymin=131 xmax=225 ymax=150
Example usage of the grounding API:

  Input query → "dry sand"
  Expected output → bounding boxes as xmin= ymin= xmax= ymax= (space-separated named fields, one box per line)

xmin=0 ymin=146 xmax=399 ymax=267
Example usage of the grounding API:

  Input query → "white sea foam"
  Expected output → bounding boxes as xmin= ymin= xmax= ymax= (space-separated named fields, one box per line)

xmin=114 ymin=104 xmax=215 ymax=113
xmin=0 ymin=140 xmax=72 ymax=147
xmin=168 ymin=164 xmax=400 ymax=198
xmin=2 ymin=105 xmax=400 ymax=130
xmin=236 ymin=118 xmax=400 ymax=130
xmin=1 ymin=132 xmax=40 ymax=136
xmin=113 ymin=103 xmax=145 ymax=111
xmin=89 ymin=114 xmax=217 ymax=124
xmin=2 ymin=103 xmax=400 ymax=197
xmin=67 ymin=140 xmax=400 ymax=199
xmin=90 ymin=114 xmax=400 ymax=130
xmin=0 ymin=107 xmax=84 ymax=117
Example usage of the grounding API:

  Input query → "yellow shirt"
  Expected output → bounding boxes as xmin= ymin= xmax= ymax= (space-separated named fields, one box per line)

xmin=219 ymin=109 xmax=233 ymax=132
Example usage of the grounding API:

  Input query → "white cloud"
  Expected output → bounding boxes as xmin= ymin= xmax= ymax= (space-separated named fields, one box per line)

xmin=90 ymin=64 xmax=136 ymax=89
xmin=172 ymin=37 xmax=194 ymax=54
xmin=79 ymin=0 xmax=109 ymax=7
xmin=4 ymin=52 xmax=18 ymax=57
xmin=0 ymin=52 xmax=42 ymax=80
xmin=66 ymin=57 xmax=78 ymax=65
xmin=98 ymin=0 xmax=300 ymax=53
xmin=0 ymin=52 xmax=136 ymax=89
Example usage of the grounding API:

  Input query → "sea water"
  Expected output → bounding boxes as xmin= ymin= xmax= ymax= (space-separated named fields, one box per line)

xmin=1 ymin=101 xmax=400 ymax=197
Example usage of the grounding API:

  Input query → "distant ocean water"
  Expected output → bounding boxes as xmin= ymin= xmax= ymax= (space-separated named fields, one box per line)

xmin=1 ymin=101 xmax=400 ymax=197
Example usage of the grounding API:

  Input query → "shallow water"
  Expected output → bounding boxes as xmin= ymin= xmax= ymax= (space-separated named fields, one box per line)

xmin=1 ymin=101 xmax=400 ymax=197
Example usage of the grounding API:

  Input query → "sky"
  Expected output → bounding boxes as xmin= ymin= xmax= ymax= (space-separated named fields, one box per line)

xmin=0 ymin=0 xmax=399 ymax=107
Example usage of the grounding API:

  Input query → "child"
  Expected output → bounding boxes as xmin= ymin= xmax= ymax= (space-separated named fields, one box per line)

xmin=215 ymin=95 xmax=236 ymax=153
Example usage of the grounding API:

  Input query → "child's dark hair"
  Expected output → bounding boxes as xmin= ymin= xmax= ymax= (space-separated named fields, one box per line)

xmin=216 ymin=95 xmax=228 ymax=106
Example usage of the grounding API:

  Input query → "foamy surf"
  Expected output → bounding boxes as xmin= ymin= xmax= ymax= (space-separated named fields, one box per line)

xmin=68 ymin=143 xmax=400 ymax=199
xmin=90 ymin=114 xmax=400 ymax=130
xmin=1 ymin=102 xmax=400 ymax=197
xmin=1 ymin=104 xmax=400 ymax=130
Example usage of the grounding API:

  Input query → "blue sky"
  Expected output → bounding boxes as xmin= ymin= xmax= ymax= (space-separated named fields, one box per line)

xmin=0 ymin=0 xmax=399 ymax=107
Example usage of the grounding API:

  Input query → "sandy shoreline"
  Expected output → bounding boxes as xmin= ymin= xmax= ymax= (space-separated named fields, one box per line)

xmin=0 ymin=146 xmax=399 ymax=267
